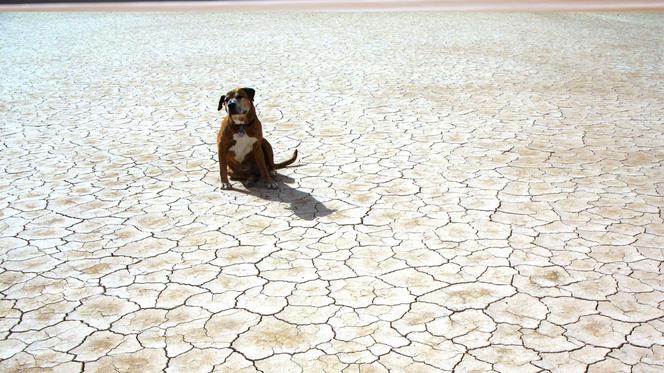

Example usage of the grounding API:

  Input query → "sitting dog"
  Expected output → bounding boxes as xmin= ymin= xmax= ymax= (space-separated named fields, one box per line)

xmin=217 ymin=87 xmax=297 ymax=190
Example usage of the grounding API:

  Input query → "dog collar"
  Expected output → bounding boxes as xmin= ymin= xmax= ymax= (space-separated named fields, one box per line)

xmin=231 ymin=117 xmax=255 ymax=136
xmin=230 ymin=120 xmax=249 ymax=136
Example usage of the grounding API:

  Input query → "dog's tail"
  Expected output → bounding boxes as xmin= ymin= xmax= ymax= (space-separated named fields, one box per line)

xmin=274 ymin=149 xmax=298 ymax=169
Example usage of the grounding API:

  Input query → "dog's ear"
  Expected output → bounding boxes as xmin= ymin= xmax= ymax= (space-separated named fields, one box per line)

xmin=217 ymin=95 xmax=225 ymax=111
xmin=242 ymin=88 xmax=256 ymax=101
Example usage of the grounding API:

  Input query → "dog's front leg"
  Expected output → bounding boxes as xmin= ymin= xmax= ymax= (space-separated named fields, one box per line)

xmin=253 ymin=140 xmax=278 ymax=189
xmin=218 ymin=142 xmax=232 ymax=190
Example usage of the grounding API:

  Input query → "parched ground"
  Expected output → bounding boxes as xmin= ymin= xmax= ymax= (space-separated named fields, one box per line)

xmin=1 ymin=11 xmax=663 ymax=372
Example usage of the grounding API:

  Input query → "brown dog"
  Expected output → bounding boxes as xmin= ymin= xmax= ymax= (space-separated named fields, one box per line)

xmin=217 ymin=87 xmax=297 ymax=190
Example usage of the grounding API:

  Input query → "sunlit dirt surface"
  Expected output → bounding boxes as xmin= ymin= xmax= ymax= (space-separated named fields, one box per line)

xmin=1 ymin=11 xmax=664 ymax=372
xmin=1 ymin=0 xmax=664 ymax=12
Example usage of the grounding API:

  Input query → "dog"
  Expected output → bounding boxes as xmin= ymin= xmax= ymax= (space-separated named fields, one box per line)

xmin=216 ymin=87 xmax=297 ymax=190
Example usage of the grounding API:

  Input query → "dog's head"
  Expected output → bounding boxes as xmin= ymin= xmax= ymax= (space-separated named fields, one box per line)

xmin=217 ymin=87 xmax=256 ymax=125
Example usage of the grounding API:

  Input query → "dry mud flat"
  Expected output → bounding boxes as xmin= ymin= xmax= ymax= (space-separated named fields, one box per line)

xmin=1 ymin=0 xmax=664 ymax=12
xmin=1 ymin=10 xmax=664 ymax=373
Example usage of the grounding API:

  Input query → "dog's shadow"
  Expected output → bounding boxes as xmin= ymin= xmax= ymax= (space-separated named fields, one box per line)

xmin=234 ymin=173 xmax=334 ymax=220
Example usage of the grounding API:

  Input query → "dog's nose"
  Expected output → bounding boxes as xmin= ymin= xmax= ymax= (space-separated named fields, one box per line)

xmin=228 ymin=101 xmax=237 ymax=111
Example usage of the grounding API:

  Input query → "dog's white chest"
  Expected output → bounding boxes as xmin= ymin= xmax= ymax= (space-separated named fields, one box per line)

xmin=230 ymin=134 xmax=257 ymax=162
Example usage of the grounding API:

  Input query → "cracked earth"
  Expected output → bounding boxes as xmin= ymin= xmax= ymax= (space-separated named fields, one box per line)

xmin=1 ymin=11 xmax=664 ymax=373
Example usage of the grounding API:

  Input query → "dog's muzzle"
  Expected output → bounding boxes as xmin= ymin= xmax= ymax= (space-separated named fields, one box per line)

xmin=228 ymin=98 xmax=250 ymax=124
xmin=227 ymin=99 xmax=248 ymax=115
xmin=228 ymin=102 xmax=239 ymax=114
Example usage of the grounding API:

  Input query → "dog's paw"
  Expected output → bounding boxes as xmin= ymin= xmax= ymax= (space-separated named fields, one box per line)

xmin=265 ymin=182 xmax=279 ymax=190
xmin=220 ymin=182 xmax=233 ymax=190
